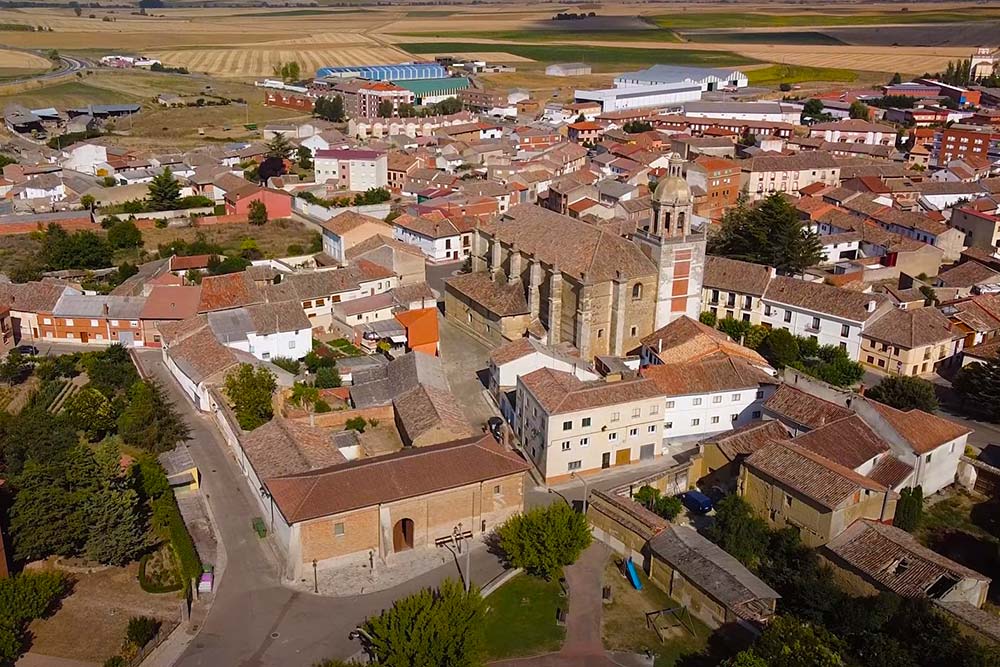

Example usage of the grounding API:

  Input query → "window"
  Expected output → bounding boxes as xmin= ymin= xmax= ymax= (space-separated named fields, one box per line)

xmin=756 ymin=390 xmax=764 ymax=399
xmin=582 ymin=417 xmax=592 ymax=427
xmin=43 ymin=318 xmax=51 ymax=325
xmin=713 ymin=395 xmax=723 ymax=404
xmin=89 ymin=319 xmax=98 ymax=327
xmin=608 ymin=432 xmax=618 ymax=441
xmin=568 ymin=460 xmax=582 ymax=471
xmin=867 ymin=355 xmax=875 ymax=363
xmin=691 ymin=418 xmax=700 ymax=426
xmin=732 ymin=393 xmax=741 ymax=401
xmin=630 ymin=325 xmax=637 ymax=337
xmin=949 ymin=442 xmax=955 ymax=454
xmin=784 ymin=495 xmax=792 ymax=508
xmin=649 ymin=405 xmax=658 ymax=415
xmin=711 ymin=416 xmax=719 ymax=424
xmin=629 ymin=428 xmax=638 ymax=437
xmin=665 ymin=422 xmax=673 ymax=429
xmin=810 ymin=316 xmax=821 ymax=330
xmin=841 ymin=324 xmax=850 ymax=337
xmin=632 ymin=407 xmax=641 ymax=418
xmin=632 ymin=283 xmax=643 ymax=300
xmin=579 ymin=437 xmax=589 ymax=446
xmin=752 ymin=410 xmax=761 ymax=418
xmin=731 ymin=413 xmax=738 ymax=421
xmin=783 ymin=310 xmax=792 ymax=323
xmin=925 ymin=453 xmax=932 ymax=463
xmin=110 ymin=320 xmax=119 ymax=326
xmin=289 ymin=340 xmax=296 ymax=349
xmin=647 ymin=425 xmax=656 ymax=433
xmin=562 ymin=420 xmax=572 ymax=431
xmin=561 ymin=441 xmax=571 ymax=451
xmin=334 ymin=522 xmax=345 ymax=537
xmin=764 ymin=305 xmax=772 ymax=317
xmin=665 ymin=401 xmax=675 ymax=409
xmin=839 ymin=342 xmax=847 ymax=351
xmin=303 ymin=300 xmax=312 ymax=308
xmin=130 ymin=321 xmax=139 ymax=327
xmin=611 ymin=412 xmax=620 ymax=422
xmin=493 ymin=485 xmax=501 ymax=494
xmin=692 ymin=398 xmax=702 ymax=406
xmin=65 ymin=318 xmax=73 ymax=326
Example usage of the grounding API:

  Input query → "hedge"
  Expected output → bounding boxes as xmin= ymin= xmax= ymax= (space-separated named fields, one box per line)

xmin=137 ymin=553 xmax=183 ymax=594
xmin=151 ymin=493 xmax=202 ymax=594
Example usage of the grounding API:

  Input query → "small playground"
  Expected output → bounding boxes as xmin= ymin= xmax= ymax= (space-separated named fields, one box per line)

xmin=601 ymin=557 xmax=709 ymax=666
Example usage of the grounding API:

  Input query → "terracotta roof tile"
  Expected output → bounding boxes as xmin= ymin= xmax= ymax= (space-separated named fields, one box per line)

xmin=708 ymin=420 xmax=790 ymax=460
xmin=862 ymin=307 xmax=956 ymax=349
xmin=641 ymin=316 xmax=769 ymax=367
xmin=241 ymin=418 xmax=347 ymax=479
xmin=870 ymin=402 xmax=970 ymax=455
xmin=444 ymin=271 xmax=529 ymax=317
xmin=763 ymin=276 xmax=885 ymax=322
xmin=641 ymin=356 xmax=776 ymax=397
xmin=704 ymin=256 xmax=773 ymax=297
xmin=763 ymin=384 xmax=852 ymax=430
xmin=791 ymin=415 xmax=889 ymax=469
xmin=520 ymin=367 xmax=662 ymax=415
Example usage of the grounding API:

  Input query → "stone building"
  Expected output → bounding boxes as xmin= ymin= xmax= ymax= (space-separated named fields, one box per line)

xmin=447 ymin=156 xmax=706 ymax=360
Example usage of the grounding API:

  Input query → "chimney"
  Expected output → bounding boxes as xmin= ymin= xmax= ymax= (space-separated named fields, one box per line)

xmin=867 ymin=299 xmax=877 ymax=312
xmin=103 ymin=303 xmax=109 ymax=316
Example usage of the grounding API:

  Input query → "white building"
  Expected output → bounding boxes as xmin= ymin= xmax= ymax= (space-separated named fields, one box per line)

xmin=615 ymin=64 xmax=748 ymax=92
xmin=546 ymin=63 xmax=592 ymax=77
xmin=574 ymin=82 xmax=702 ymax=113
xmin=807 ymin=119 xmax=896 ymax=146
xmin=60 ymin=142 xmax=109 ymax=175
xmin=314 ymin=149 xmax=388 ymax=191
xmin=515 ymin=367 xmax=665 ymax=483
xmin=392 ymin=213 xmax=474 ymax=262
xmin=760 ymin=276 xmax=892 ymax=361
xmin=682 ymin=101 xmax=801 ymax=124
xmin=206 ymin=302 xmax=313 ymax=363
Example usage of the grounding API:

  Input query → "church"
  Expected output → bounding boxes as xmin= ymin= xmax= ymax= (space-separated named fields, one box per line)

xmin=444 ymin=156 xmax=707 ymax=361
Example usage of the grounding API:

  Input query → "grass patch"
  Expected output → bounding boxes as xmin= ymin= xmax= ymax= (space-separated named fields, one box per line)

xmin=684 ymin=31 xmax=847 ymax=46
xmin=483 ymin=573 xmax=566 ymax=660
xmin=0 ymin=79 xmax=139 ymax=109
xmin=132 ymin=219 xmax=319 ymax=262
xmin=405 ymin=10 xmax=457 ymax=17
xmin=746 ymin=64 xmax=858 ymax=87
xmin=398 ymin=42 xmax=756 ymax=69
xmin=392 ymin=29 xmax=682 ymax=43
xmin=602 ymin=560 xmax=710 ymax=667
xmin=654 ymin=9 xmax=1000 ymax=30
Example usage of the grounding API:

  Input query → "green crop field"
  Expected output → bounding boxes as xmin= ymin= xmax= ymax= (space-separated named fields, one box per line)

xmin=654 ymin=9 xmax=1000 ymax=30
xmin=398 ymin=42 xmax=756 ymax=69
xmin=683 ymin=31 xmax=848 ymax=46
xmin=746 ymin=64 xmax=859 ymax=86
xmin=392 ymin=28 xmax=682 ymax=43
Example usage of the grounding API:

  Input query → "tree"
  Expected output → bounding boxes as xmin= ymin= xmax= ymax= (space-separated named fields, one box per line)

xmin=360 ymin=579 xmax=484 ymax=667
xmin=866 ymin=376 xmax=938 ymax=412
xmin=80 ymin=193 xmax=95 ymax=210
xmin=377 ymin=99 xmax=394 ymax=118
xmin=224 ymin=364 xmax=276 ymax=430
xmin=705 ymin=495 xmax=769 ymax=568
xmin=632 ymin=485 xmax=682 ymax=520
xmin=272 ymin=61 xmax=301 ymax=82
xmin=107 ymin=219 xmax=143 ymax=249
xmin=296 ymin=145 xmax=313 ymax=170
xmin=494 ymin=502 xmax=591 ymax=579
xmin=848 ymin=100 xmax=870 ymax=120
xmin=431 ymin=97 xmax=463 ymax=116
xmin=147 ymin=168 xmax=181 ymax=211
xmin=345 ymin=416 xmax=367 ymax=433
xmin=65 ymin=386 xmax=116 ymax=439
xmin=84 ymin=344 xmax=138 ymax=397
xmin=41 ymin=224 xmax=113 ymax=270
xmin=699 ymin=311 xmax=717 ymax=327
xmin=708 ymin=194 xmax=821 ymax=275
xmin=801 ymin=98 xmax=832 ymax=124
xmin=265 ymin=132 xmax=293 ymax=160
xmin=751 ymin=616 xmax=846 ymax=667
xmin=893 ymin=486 xmax=923 ymax=532
xmin=117 ymin=381 xmax=190 ymax=454
xmin=889 ymin=72 xmax=902 ymax=85
xmin=0 ymin=350 xmax=30 ymax=385
xmin=290 ymin=382 xmax=320 ymax=425
xmin=247 ymin=199 xmax=269 ymax=226
xmin=314 ymin=365 xmax=341 ymax=389
xmin=954 ymin=356 xmax=1000 ymax=421
xmin=84 ymin=441 xmax=147 ymax=565
xmin=315 ymin=95 xmax=345 ymax=122
xmin=760 ymin=328 xmax=800 ymax=369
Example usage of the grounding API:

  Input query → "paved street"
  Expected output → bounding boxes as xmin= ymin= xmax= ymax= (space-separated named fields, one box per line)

xmin=134 ymin=350 xmax=508 ymax=667
xmin=425 ymin=258 xmax=465 ymax=296
xmin=438 ymin=313 xmax=498 ymax=427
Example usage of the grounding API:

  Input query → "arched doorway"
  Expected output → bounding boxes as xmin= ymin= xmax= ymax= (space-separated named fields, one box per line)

xmin=393 ymin=518 xmax=414 ymax=552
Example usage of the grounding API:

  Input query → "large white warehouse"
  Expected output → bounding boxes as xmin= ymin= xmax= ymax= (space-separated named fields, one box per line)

xmin=574 ymin=82 xmax=702 ymax=113
xmin=615 ymin=64 xmax=749 ymax=92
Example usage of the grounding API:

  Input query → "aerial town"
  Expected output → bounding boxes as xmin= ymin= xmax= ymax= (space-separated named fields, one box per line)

xmin=0 ymin=2 xmax=998 ymax=667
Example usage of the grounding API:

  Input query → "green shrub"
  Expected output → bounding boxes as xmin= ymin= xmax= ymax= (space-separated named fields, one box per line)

xmin=761 ymin=329 xmax=800 ymax=369
xmin=314 ymin=399 xmax=332 ymax=413
xmin=894 ymin=486 xmax=923 ymax=532
xmin=0 ymin=572 xmax=70 ymax=664
xmin=699 ymin=311 xmax=717 ymax=327
xmin=103 ymin=657 xmax=126 ymax=667
xmin=314 ymin=366 xmax=341 ymax=389
xmin=151 ymin=493 xmax=202 ymax=593
xmin=495 ymin=502 xmax=591 ymax=579
xmin=345 ymin=416 xmax=367 ymax=433
xmin=271 ymin=357 xmax=301 ymax=375
xmin=126 ymin=616 xmax=160 ymax=649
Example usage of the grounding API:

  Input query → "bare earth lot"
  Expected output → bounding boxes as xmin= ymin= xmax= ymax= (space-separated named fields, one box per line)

xmin=26 ymin=563 xmax=181 ymax=664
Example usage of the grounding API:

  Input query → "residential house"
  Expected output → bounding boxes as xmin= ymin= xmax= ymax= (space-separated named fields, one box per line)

xmin=739 ymin=440 xmax=896 ymax=547
xmin=699 ymin=420 xmax=791 ymax=489
xmin=392 ymin=212 xmax=474 ymax=262
xmin=807 ymin=119 xmax=896 ymax=145
xmin=515 ymin=367 xmax=665 ymax=483
xmin=319 ymin=211 xmax=394 ymax=265
xmin=39 ymin=293 xmax=146 ymax=346
xmin=224 ymin=186 xmax=293 ymax=219
xmin=139 ymin=285 xmax=202 ymax=347
xmin=345 ymin=234 xmax=426 ymax=286
xmin=686 ymin=155 xmax=740 ymax=218
xmin=314 ymin=149 xmax=388 ymax=191
xmin=859 ymin=306 xmax=961 ymax=376
xmin=205 ymin=301 xmax=312 ymax=362
xmin=702 ymin=256 xmax=774 ymax=324
xmin=739 ymin=153 xmax=841 ymax=200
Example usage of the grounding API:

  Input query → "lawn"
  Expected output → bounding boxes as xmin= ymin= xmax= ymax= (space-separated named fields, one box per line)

xmin=653 ymin=9 xmax=1000 ymax=30
xmin=398 ymin=42 xmax=756 ymax=70
xmin=0 ymin=233 xmax=42 ymax=278
xmin=746 ymin=64 xmax=859 ymax=87
xmin=483 ymin=572 xmax=566 ymax=660
xmin=602 ymin=560 xmax=709 ymax=667
xmin=917 ymin=491 xmax=1000 ymax=605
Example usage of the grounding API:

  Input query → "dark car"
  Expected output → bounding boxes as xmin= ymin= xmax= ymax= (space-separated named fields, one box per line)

xmin=16 ymin=345 xmax=39 ymax=356
xmin=487 ymin=416 xmax=504 ymax=442
xmin=680 ymin=491 xmax=714 ymax=514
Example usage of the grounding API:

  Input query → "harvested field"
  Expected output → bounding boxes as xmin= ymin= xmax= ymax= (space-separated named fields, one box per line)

xmin=654 ymin=8 xmax=1000 ymax=30
xmin=0 ymin=48 xmax=49 ymax=69
xmin=685 ymin=31 xmax=849 ymax=46
xmin=147 ymin=45 xmax=412 ymax=77
xmin=397 ymin=42 xmax=757 ymax=69
xmin=393 ymin=29 xmax=683 ymax=43
xmin=735 ymin=46 xmax=965 ymax=76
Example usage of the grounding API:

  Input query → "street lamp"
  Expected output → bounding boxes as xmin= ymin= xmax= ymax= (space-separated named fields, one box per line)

xmin=452 ymin=522 xmax=471 ymax=592
xmin=570 ymin=471 xmax=589 ymax=515
xmin=312 ymin=559 xmax=318 ymax=594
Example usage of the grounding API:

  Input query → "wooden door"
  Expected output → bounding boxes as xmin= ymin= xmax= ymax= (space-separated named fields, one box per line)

xmin=392 ymin=518 xmax=414 ymax=552
xmin=80 ymin=332 xmax=89 ymax=344
xmin=615 ymin=448 xmax=631 ymax=466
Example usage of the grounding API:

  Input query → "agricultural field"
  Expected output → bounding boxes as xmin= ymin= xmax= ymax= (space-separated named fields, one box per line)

xmin=397 ymin=42 xmax=757 ymax=70
xmin=652 ymin=8 xmax=1000 ymax=30
xmin=745 ymin=64 xmax=859 ymax=86
xmin=684 ymin=31 xmax=849 ymax=46
xmin=145 ymin=44 xmax=412 ymax=78
xmin=0 ymin=48 xmax=51 ymax=80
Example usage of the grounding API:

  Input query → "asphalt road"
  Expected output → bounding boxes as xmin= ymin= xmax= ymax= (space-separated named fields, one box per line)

xmin=134 ymin=350 xmax=505 ymax=666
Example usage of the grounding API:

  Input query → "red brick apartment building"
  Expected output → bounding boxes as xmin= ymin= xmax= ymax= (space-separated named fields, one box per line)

xmin=936 ymin=125 xmax=1000 ymax=166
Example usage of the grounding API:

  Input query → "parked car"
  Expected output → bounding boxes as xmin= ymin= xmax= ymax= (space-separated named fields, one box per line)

xmin=680 ymin=491 xmax=714 ymax=514
xmin=487 ymin=416 xmax=503 ymax=442
xmin=16 ymin=345 xmax=39 ymax=356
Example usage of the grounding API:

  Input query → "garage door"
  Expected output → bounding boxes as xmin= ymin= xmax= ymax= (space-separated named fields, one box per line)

xmin=639 ymin=444 xmax=655 ymax=461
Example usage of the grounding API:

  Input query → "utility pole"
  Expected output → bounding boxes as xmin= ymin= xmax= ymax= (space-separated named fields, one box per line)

xmin=312 ymin=559 xmax=318 ymax=593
